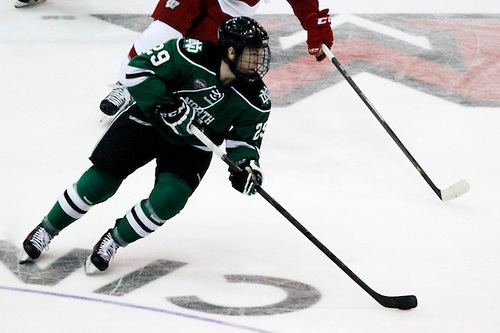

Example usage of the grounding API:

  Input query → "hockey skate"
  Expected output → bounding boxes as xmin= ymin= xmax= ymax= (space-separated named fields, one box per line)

xmin=18 ymin=223 xmax=53 ymax=263
xmin=14 ymin=0 xmax=46 ymax=8
xmin=99 ymin=82 xmax=132 ymax=116
xmin=85 ymin=229 xmax=119 ymax=275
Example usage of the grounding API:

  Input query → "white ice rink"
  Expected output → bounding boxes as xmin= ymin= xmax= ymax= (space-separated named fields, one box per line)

xmin=1 ymin=0 xmax=499 ymax=332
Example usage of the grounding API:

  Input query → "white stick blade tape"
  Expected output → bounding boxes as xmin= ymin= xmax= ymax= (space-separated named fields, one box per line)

xmin=440 ymin=179 xmax=470 ymax=201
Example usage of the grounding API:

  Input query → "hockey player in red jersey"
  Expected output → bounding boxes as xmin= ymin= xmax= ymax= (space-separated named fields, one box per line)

xmin=99 ymin=0 xmax=334 ymax=116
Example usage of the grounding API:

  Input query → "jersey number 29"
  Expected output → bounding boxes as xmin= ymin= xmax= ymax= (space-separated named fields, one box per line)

xmin=147 ymin=44 xmax=170 ymax=67
xmin=252 ymin=122 xmax=267 ymax=140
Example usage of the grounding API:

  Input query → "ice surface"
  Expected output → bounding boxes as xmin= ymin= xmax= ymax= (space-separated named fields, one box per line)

xmin=1 ymin=1 xmax=499 ymax=332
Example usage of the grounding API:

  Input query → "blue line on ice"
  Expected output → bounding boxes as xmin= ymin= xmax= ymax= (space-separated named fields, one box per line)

xmin=0 ymin=285 xmax=273 ymax=333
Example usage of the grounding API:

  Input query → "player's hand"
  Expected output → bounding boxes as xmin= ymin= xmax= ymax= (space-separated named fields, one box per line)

xmin=155 ymin=97 xmax=195 ymax=136
xmin=304 ymin=8 xmax=334 ymax=61
xmin=229 ymin=159 xmax=263 ymax=195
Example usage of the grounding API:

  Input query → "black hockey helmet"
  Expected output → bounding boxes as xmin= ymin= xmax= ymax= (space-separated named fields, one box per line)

xmin=218 ymin=16 xmax=271 ymax=82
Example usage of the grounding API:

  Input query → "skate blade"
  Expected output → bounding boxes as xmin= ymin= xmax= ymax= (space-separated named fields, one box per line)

xmin=84 ymin=254 xmax=100 ymax=275
xmin=17 ymin=247 xmax=32 ymax=264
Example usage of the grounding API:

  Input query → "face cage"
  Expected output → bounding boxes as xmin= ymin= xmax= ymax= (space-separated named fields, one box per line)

xmin=234 ymin=45 xmax=271 ymax=82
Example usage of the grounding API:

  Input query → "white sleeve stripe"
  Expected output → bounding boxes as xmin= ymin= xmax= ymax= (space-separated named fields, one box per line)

xmin=225 ymin=139 xmax=260 ymax=156
xmin=192 ymin=144 xmax=212 ymax=152
xmin=123 ymin=65 xmax=155 ymax=88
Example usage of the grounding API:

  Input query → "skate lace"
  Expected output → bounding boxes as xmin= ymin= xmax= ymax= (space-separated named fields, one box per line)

xmin=31 ymin=227 xmax=53 ymax=252
xmin=97 ymin=233 xmax=119 ymax=262
xmin=106 ymin=84 xmax=127 ymax=106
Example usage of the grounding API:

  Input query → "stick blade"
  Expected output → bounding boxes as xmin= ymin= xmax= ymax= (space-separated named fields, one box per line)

xmin=440 ymin=179 xmax=470 ymax=201
xmin=377 ymin=294 xmax=418 ymax=310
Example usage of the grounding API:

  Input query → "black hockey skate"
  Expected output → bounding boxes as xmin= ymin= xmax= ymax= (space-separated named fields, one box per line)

xmin=15 ymin=0 xmax=47 ymax=8
xmin=99 ymin=82 xmax=131 ymax=116
xmin=18 ymin=223 xmax=53 ymax=263
xmin=85 ymin=229 xmax=119 ymax=275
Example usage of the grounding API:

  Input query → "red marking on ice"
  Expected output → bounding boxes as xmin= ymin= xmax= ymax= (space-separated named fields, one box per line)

xmin=409 ymin=18 xmax=500 ymax=101
xmin=266 ymin=19 xmax=500 ymax=102
xmin=260 ymin=19 xmax=290 ymax=31
xmin=266 ymin=55 xmax=333 ymax=99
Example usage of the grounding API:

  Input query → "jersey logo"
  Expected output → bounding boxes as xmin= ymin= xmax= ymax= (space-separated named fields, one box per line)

xmin=317 ymin=17 xmax=331 ymax=25
xmin=258 ymin=86 xmax=271 ymax=107
xmin=193 ymin=79 xmax=207 ymax=89
xmin=183 ymin=39 xmax=203 ymax=53
xmin=176 ymin=85 xmax=224 ymax=125
xmin=165 ymin=0 xmax=180 ymax=10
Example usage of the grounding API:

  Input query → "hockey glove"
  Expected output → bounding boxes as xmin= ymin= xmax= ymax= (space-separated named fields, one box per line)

xmin=229 ymin=159 xmax=263 ymax=196
xmin=304 ymin=8 xmax=334 ymax=61
xmin=155 ymin=97 xmax=195 ymax=136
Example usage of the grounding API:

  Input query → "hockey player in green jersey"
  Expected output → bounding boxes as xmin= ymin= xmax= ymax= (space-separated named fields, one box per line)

xmin=18 ymin=17 xmax=271 ymax=274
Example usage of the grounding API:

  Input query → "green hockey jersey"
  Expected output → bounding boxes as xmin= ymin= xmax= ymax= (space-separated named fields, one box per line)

xmin=125 ymin=38 xmax=271 ymax=163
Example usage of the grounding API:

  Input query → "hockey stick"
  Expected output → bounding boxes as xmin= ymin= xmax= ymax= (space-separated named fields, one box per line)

xmin=190 ymin=125 xmax=417 ymax=310
xmin=321 ymin=44 xmax=469 ymax=201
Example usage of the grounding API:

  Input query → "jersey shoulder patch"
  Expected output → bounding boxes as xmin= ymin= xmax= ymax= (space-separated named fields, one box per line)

xmin=178 ymin=38 xmax=220 ymax=73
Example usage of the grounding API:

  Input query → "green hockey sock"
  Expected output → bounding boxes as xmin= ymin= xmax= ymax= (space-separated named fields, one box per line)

xmin=112 ymin=173 xmax=192 ymax=246
xmin=42 ymin=166 xmax=122 ymax=235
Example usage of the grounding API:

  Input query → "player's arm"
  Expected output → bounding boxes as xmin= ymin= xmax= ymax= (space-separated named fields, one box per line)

xmin=286 ymin=0 xmax=334 ymax=61
xmin=226 ymin=111 xmax=269 ymax=195
xmin=124 ymin=39 xmax=195 ymax=137
xmin=125 ymin=41 xmax=179 ymax=111
xmin=151 ymin=0 xmax=204 ymax=36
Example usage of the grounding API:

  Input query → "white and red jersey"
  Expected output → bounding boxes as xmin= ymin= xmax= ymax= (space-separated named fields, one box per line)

xmin=152 ymin=0 xmax=260 ymax=44
xmin=151 ymin=0 xmax=320 ymax=43
xmin=119 ymin=0 xmax=321 ymax=83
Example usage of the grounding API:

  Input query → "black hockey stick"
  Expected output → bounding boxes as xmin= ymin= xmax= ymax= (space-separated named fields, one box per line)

xmin=190 ymin=125 xmax=417 ymax=310
xmin=321 ymin=44 xmax=469 ymax=201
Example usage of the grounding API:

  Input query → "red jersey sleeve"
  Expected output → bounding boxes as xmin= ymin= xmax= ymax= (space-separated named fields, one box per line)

xmin=286 ymin=0 xmax=320 ymax=28
xmin=152 ymin=0 xmax=233 ymax=43
xmin=152 ymin=0 xmax=206 ymax=36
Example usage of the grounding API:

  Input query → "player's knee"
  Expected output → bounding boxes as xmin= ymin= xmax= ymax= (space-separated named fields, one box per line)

xmin=76 ymin=166 xmax=123 ymax=204
xmin=149 ymin=173 xmax=193 ymax=220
